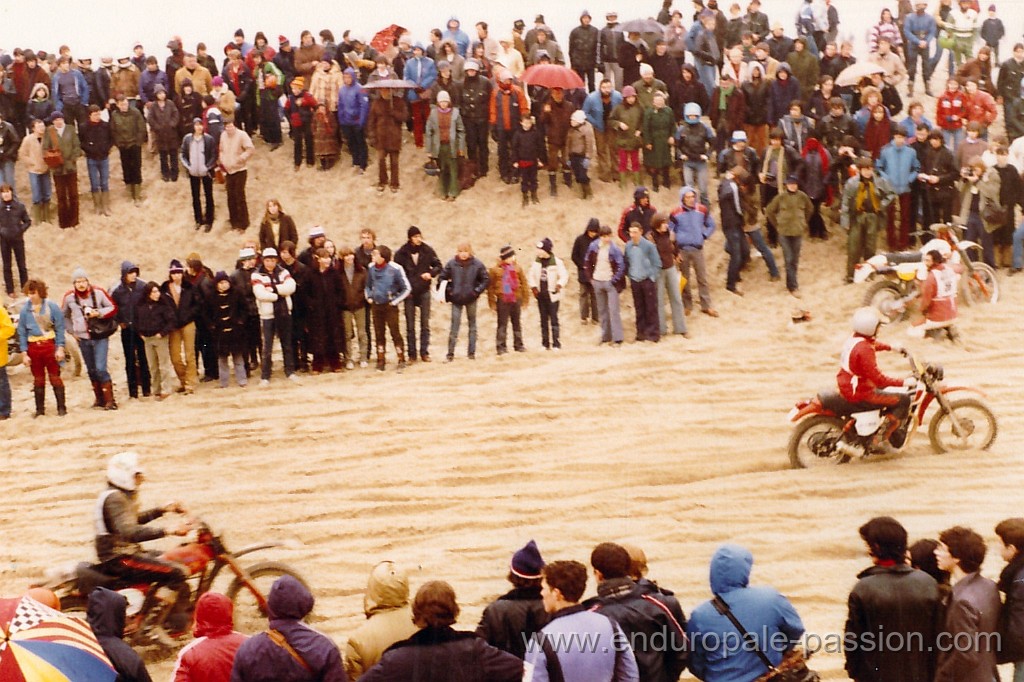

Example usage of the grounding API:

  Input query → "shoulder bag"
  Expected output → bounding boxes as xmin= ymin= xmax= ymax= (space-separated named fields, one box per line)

xmin=85 ymin=290 xmax=118 ymax=340
xmin=711 ymin=594 xmax=820 ymax=682
xmin=43 ymin=127 xmax=64 ymax=170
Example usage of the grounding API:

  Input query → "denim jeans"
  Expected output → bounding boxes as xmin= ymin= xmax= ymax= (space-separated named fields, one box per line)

xmin=189 ymin=174 xmax=214 ymax=225
xmin=942 ymin=128 xmax=964 ymax=152
xmin=86 ymin=157 xmax=109 ymax=192
xmin=78 ymin=336 xmax=111 ymax=383
xmin=1 ymin=236 xmax=27 ymax=295
xmin=965 ymin=214 xmax=995 ymax=268
xmin=447 ymin=300 xmax=478 ymax=358
xmin=495 ymin=300 xmax=524 ymax=352
xmin=218 ymin=353 xmax=248 ymax=387
xmin=120 ymin=327 xmax=150 ymax=397
xmin=260 ymin=316 xmax=295 ymax=381
xmin=655 ymin=267 xmax=686 ymax=334
xmin=28 ymin=172 xmax=52 ymax=205
xmin=537 ymin=293 xmax=561 ymax=348
xmin=0 ymin=161 xmax=15 ymax=197
xmin=696 ymin=63 xmax=717 ymax=98
xmin=682 ymin=161 xmax=709 ymax=205
xmin=1012 ymin=221 xmax=1024 ymax=270
xmin=724 ymin=227 xmax=745 ymax=291
xmin=0 ymin=365 xmax=10 ymax=417
xmin=404 ymin=289 xmax=431 ymax=358
xmin=593 ymin=279 xmax=624 ymax=343
xmin=779 ymin=235 xmax=802 ymax=292
xmin=745 ymin=229 xmax=780 ymax=278
xmin=578 ymin=281 xmax=598 ymax=322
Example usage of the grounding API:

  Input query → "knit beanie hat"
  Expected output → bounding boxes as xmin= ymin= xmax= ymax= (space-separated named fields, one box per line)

xmin=510 ymin=540 xmax=544 ymax=579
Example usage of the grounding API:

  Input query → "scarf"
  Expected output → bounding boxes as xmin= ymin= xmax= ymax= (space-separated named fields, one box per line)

xmin=718 ymin=84 xmax=734 ymax=111
xmin=438 ymin=107 xmax=452 ymax=144
xmin=500 ymin=262 xmax=519 ymax=303
xmin=855 ymin=178 xmax=881 ymax=213
xmin=761 ymin=146 xmax=787 ymax=189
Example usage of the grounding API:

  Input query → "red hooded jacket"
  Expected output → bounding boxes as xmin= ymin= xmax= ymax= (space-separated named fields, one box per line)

xmin=171 ymin=593 xmax=248 ymax=682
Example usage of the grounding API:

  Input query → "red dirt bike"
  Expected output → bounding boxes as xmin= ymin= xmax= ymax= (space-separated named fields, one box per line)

xmin=787 ymin=349 xmax=997 ymax=468
xmin=39 ymin=518 xmax=306 ymax=649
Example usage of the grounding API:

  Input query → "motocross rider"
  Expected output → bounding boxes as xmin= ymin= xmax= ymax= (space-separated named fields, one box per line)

xmin=909 ymin=249 xmax=959 ymax=338
xmin=95 ymin=451 xmax=192 ymax=634
xmin=837 ymin=308 xmax=912 ymax=453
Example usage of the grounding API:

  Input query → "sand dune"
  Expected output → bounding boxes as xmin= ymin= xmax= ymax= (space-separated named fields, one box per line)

xmin=2 ymin=138 xmax=1021 ymax=680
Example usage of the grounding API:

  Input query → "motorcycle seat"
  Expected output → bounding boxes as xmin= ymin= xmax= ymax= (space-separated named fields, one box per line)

xmin=75 ymin=561 xmax=119 ymax=596
xmin=818 ymin=390 xmax=881 ymax=416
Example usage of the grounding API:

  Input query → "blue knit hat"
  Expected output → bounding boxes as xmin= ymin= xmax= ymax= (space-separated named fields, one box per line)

xmin=511 ymin=540 xmax=545 ymax=579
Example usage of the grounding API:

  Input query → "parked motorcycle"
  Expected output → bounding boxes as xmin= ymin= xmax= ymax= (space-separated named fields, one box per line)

xmin=39 ymin=518 xmax=306 ymax=649
xmin=787 ymin=349 xmax=997 ymax=468
xmin=5 ymin=297 xmax=84 ymax=377
xmin=854 ymin=223 xmax=999 ymax=324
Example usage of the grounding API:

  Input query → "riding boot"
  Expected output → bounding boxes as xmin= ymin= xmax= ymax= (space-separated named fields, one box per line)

xmin=563 ymin=169 xmax=573 ymax=188
xmin=100 ymin=191 xmax=112 ymax=216
xmin=33 ymin=386 xmax=45 ymax=417
xmin=548 ymin=173 xmax=557 ymax=197
xmin=101 ymin=381 xmax=118 ymax=410
xmin=91 ymin=192 xmax=100 ymax=215
xmin=54 ymin=385 xmax=67 ymax=416
xmin=396 ymin=348 xmax=407 ymax=372
xmin=376 ymin=349 xmax=386 ymax=372
xmin=90 ymin=380 xmax=104 ymax=408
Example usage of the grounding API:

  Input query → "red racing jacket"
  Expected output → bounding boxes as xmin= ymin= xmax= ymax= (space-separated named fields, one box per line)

xmin=837 ymin=334 xmax=902 ymax=402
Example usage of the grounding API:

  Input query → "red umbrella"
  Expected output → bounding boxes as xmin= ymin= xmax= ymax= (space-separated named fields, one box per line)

xmin=371 ymin=24 xmax=407 ymax=53
xmin=520 ymin=64 xmax=585 ymax=90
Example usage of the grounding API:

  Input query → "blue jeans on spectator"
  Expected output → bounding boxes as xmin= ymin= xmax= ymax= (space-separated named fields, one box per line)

xmin=779 ymin=235 xmax=802 ymax=292
xmin=655 ymin=266 xmax=687 ymax=334
xmin=942 ymin=128 xmax=964 ymax=152
xmin=1011 ymin=221 xmax=1024 ymax=270
xmin=79 ymin=337 xmax=111 ymax=384
xmin=0 ymin=161 xmax=15 ymax=197
xmin=696 ymin=63 xmax=717 ymax=98
xmin=447 ymin=300 xmax=478 ymax=358
xmin=724 ymin=227 xmax=745 ymax=291
xmin=260 ymin=316 xmax=295 ymax=381
xmin=87 ymin=158 xmax=110 ymax=193
xmin=0 ymin=365 xmax=10 ymax=417
xmin=28 ymin=172 xmax=51 ymax=205
xmin=742 ymin=228 xmax=780 ymax=278
xmin=966 ymin=214 xmax=995 ymax=267
xmin=404 ymin=289 xmax=431 ymax=359
xmin=683 ymin=161 xmax=709 ymax=205
xmin=593 ymin=279 xmax=624 ymax=343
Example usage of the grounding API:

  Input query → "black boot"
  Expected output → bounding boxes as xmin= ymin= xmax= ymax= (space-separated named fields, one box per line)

xmin=549 ymin=174 xmax=558 ymax=197
xmin=54 ymin=385 xmax=67 ymax=416
xmin=563 ymin=170 xmax=573 ymax=188
xmin=530 ymin=190 xmax=540 ymax=204
xmin=651 ymin=170 xmax=659 ymax=192
xmin=522 ymin=192 xmax=529 ymax=208
xmin=33 ymin=386 xmax=45 ymax=417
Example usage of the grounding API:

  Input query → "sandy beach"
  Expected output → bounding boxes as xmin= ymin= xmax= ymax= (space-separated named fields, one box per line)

xmin=1 ymin=135 xmax=1021 ymax=680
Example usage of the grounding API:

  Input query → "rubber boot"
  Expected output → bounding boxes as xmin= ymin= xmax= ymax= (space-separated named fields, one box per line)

xmin=396 ymin=348 xmax=407 ymax=373
xmin=90 ymin=192 xmax=100 ymax=215
xmin=90 ymin=380 xmax=104 ymax=408
xmin=33 ymin=386 xmax=45 ymax=417
xmin=581 ymin=182 xmax=592 ymax=199
xmin=133 ymin=184 xmax=143 ymax=205
xmin=633 ymin=171 xmax=642 ymax=187
xmin=54 ymin=385 xmax=67 ymax=416
xmin=101 ymin=381 xmax=118 ymax=410
xmin=31 ymin=203 xmax=41 ymax=225
xmin=563 ymin=170 xmax=573 ymax=188
xmin=376 ymin=349 xmax=386 ymax=372
xmin=100 ymin=191 xmax=112 ymax=216
xmin=651 ymin=170 xmax=660 ymax=192
xmin=548 ymin=173 xmax=558 ymax=197
xmin=530 ymin=190 xmax=540 ymax=204
xmin=522 ymin=192 xmax=529 ymax=208
xmin=43 ymin=203 xmax=54 ymax=224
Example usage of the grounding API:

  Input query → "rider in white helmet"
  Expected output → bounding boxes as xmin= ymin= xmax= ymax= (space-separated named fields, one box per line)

xmin=95 ymin=452 xmax=191 ymax=633
xmin=837 ymin=308 xmax=911 ymax=442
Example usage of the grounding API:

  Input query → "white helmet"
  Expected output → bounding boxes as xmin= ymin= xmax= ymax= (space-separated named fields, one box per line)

xmin=852 ymin=307 xmax=882 ymax=337
xmin=107 ymin=451 xmax=143 ymax=491
xmin=920 ymin=238 xmax=952 ymax=259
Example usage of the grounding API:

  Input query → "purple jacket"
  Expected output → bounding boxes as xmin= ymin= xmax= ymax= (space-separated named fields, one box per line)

xmin=138 ymin=69 xmax=170 ymax=105
xmin=336 ymin=68 xmax=369 ymax=127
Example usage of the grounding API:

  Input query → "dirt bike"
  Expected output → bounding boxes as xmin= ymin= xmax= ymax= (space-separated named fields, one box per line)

xmin=5 ymin=297 xmax=84 ymax=377
xmin=39 ymin=518 xmax=307 ymax=650
xmin=787 ymin=349 xmax=997 ymax=468
xmin=854 ymin=223 xmax=999 ymax=324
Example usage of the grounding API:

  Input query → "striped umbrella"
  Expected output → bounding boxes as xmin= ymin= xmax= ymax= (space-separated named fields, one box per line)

xmin=0 ymin=596 xmax=116 ymax=682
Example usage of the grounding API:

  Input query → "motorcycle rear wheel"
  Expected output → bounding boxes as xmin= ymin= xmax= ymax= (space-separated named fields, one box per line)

xmin=862 ymin=280 xmax=906 ymax=323
xmin=928 ymin=397 xmax=998 ymax=453
xmin=788 ymin=415 xmax=849 ymax=468
xmin=226 ymin=561 xmax=310 ymax=634
xmin=960 ymin=263 xmax=999 ymax=307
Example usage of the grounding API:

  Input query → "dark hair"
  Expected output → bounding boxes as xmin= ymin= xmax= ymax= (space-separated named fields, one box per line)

xmin=280 ymin=240 xmax=297 ymax=256
xmin=769 ymin=127 xmax=784 ymax=140
xmin=544 ymin=561 xmax=588 ymax=603
xmin=909 ymin=539 xmax=949 ymax=584
xmin=412 ymin=580 xmax=459 ymax=628
xmin=926 ymin=249 xmax=944 ymax=264
xmin=591 ymin=542 xmax=631 ymax=579
xmin=477 ymin=21 xmax=489 ymax=31
xmin=314 ymin=247 xmax=330 ymax=259
xmin=859 ymin=516 xmax=908 ymax=563
xmin=598 ymin=225 xmax=613 ymax=236
xmin=939 ymin=526 xmax=986 ymax=573
xmin=375 ymin=245 xmax=392 ymax=262
xmin=916 ymin=123 xmax=930 ymax=132
xmin=506 ymin=571 xmax=542 ymax=589
xmin=995 ymin=519 xmax=1024 ymax=551
xmin=202 ymin=94 xmax=215 ymax=106
xmin=927 ymin=129 xmax=944 ymax=142
xmin=24 ymin=278 xmax=48 ymax=299
xmin=320 ymin=29 xmax=335 ymax=43
xmin=145 ymin=55 xmax=158 ymax=65
xmin=0 ymin=183 xmax=12 ymax=193
xmin=789 ymin=99 xmax=803 ymax=112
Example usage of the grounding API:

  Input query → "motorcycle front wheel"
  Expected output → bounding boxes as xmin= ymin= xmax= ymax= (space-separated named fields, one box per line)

xmin=960 ymin=263 xmax=999 ymax=307
xmin=225 ymin=561 xmax=310 ymax=634
xmin=862 ymin=280 xmax=906 ymax=324
xmin=928 ymin=397 xmax=998 ymax=453
xmin=788 ymin=415 xmax=849 ymax=468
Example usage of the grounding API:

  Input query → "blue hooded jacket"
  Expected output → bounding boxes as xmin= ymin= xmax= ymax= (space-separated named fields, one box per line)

xmin=668 ymin=186 xmax=716 ymax=250
xmin=404 ymin=55 xmax=438 ymax=103
xmin=443 ymin=18 xmax=471 ymax=57
xmin=87 ymin=588 xmax=151 ymax=682
xmin=230 ymin=575 xmax=346 ymax=682
xmin=686 ymin=545 xmax=805 ymax=682
xmin=50 ymin=68 xmax=89 ymax=111
xmin=582 ymin=88 xmax=623 ymax=132
xmin=337 ymin=67 xmax=370 ymax=127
